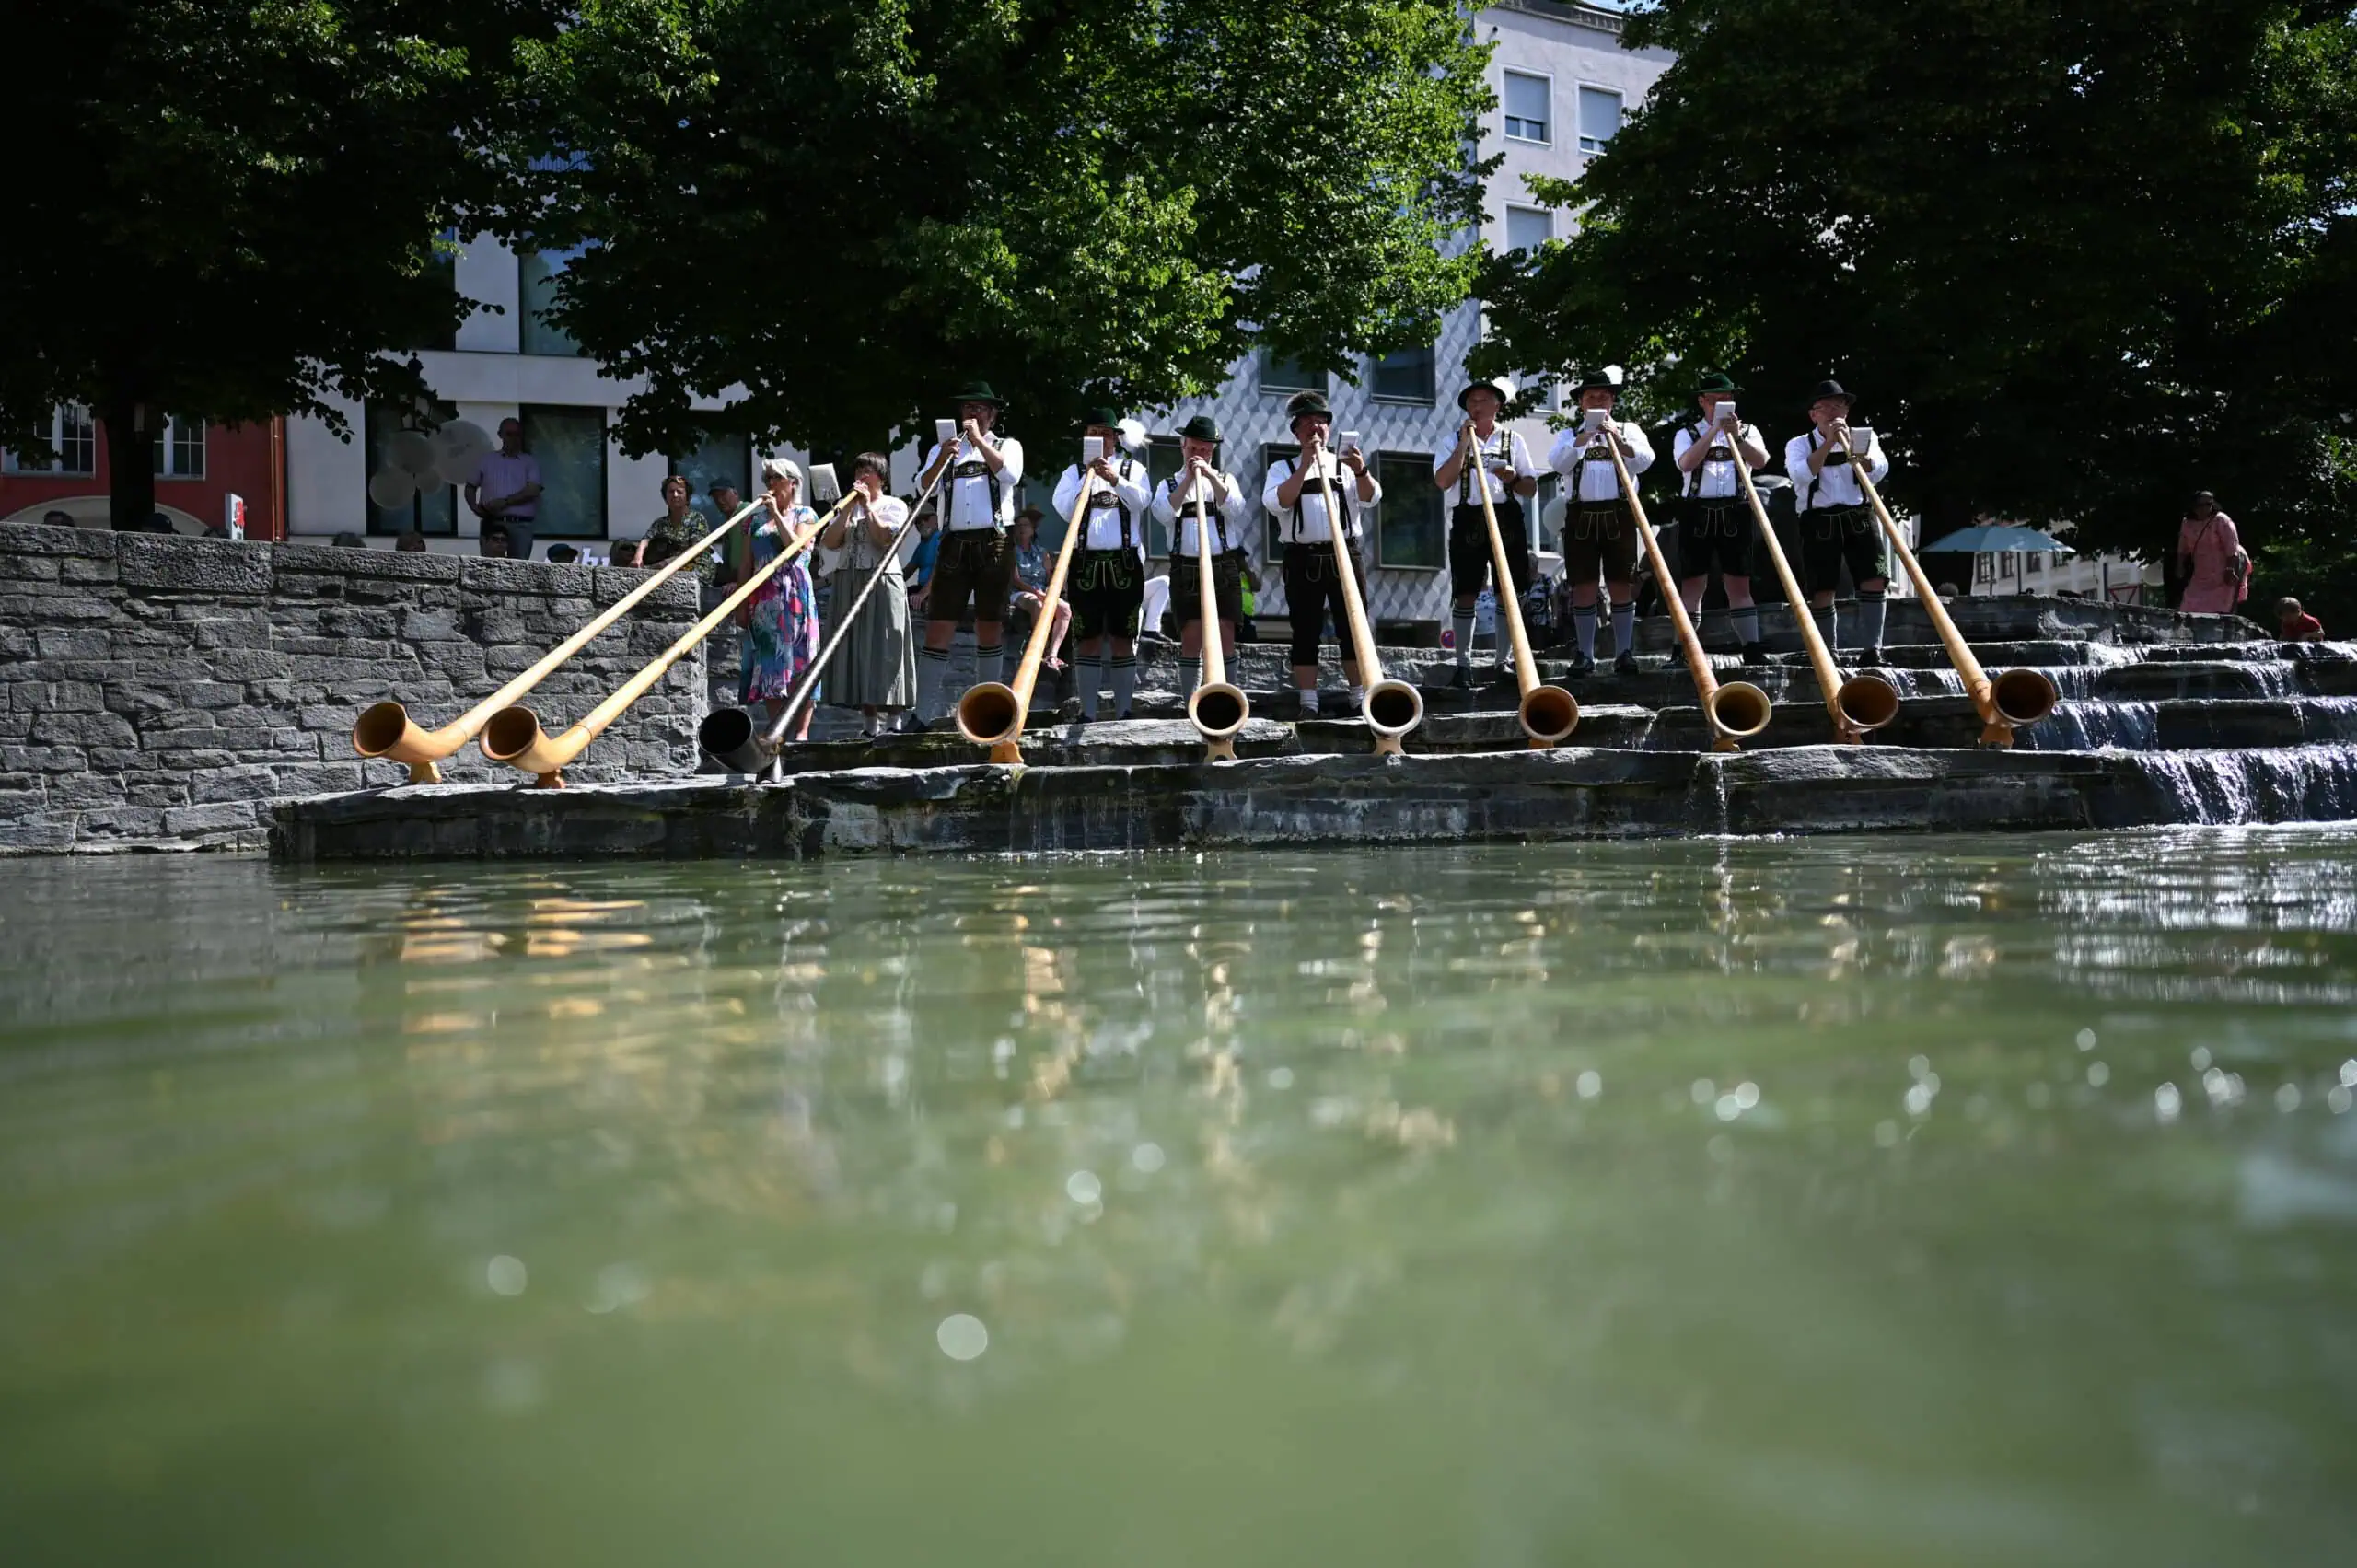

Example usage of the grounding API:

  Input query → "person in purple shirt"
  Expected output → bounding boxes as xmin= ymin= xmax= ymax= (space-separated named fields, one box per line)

xmin=466 ymin=417 xmax=544 ymax=559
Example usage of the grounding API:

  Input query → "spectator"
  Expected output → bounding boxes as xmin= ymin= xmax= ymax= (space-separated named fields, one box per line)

xmin=545 ymin=542 xmax=580 ymax=564
xmin=465 ymin=417 xmax=542 ymax=560
xmin=733 ymin=457 xmax=822 ymax=742
xmin=41 ymin=508 xmax=72 ymax=528
xmin=395 ymin=530 xmax=429 ymax=552
xmin=145 ymin=511 xmax=177 ymax=534
xmin=608 ymin=538 xmax=644 ymax=568
xmin=331 ymin=531 xmax=367 ymax=549
xmin=2278 ymin=597 xmax=2326 ymax=643
xmin=1006 ymin=505 xmax=1071 ymax=676
xmin=479 ymin=521 xmax=511 ymax=559
xmin=1139 ymin=568 xmax=1174 ymax=644
xmin=904 ymin=499 xmax=942 ymax=612
xmin=1237 ymin=563 xmax=1260 ymax=644
xmin=2176 ymin=492 xmax=2247 ymax=615
xmin=203 ymin=523 xmax=230 ymax=539
xmin=818 ymin=452 xmax=918 ymax=737
xmin=644 ymin=473 xmax=712 ymax=579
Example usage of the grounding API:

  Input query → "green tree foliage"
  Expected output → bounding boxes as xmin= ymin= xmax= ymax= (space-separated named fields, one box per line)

xmin=4 ymin=2 xmax=563 ymax=527
xmin=1472 ymin=0 xmax=2357 ymax=573
xmin=518 ymin=0 xmax=1492 ymax=456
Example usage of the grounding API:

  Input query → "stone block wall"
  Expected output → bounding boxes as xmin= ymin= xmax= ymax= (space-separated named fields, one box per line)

xmin=1 ymin=525 xmax=704 ymax=853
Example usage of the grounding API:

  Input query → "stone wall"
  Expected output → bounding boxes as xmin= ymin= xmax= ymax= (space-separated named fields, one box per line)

xmin=0 ymin=525 xmax=703 ymax=853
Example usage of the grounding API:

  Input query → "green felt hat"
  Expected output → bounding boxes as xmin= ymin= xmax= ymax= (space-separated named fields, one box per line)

xmin=1283 ymin=390 xmax=1332 ymax=424
xmin=951 ymin=381 xmax=1004 ymax=407
xmin=1694 ymin=371 xmax=1743 ymax=399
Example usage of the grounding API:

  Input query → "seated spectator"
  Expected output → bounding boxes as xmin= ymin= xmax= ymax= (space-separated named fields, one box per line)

xmin=2278 ymin=597 xmax=2326 ymax=643
xmin=608 ymin=539 xmax=644 ymax=568
xmin=395 ymin=530 xmax=429 ymax=552
xmin=138 ymin=511 xmax=177 ymax=534
xmin=203 ymin=524 xmax=230 ymax=539
xmin=1005 ymin=506 xmax=1070 ymax=672
xmin=331 ymin=531 xmax=367 ymax=549
xmin=903 ymin=499 xmax=942 ymax=613
xmin=545 ymin=542 xmax=580 ymax=563
xmin=479 ymin=522 xmax=511 ymax=558
xmin=41 ymin=509 xmax=72 ymax=528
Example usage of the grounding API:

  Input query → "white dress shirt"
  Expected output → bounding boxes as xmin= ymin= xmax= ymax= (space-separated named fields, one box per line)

xmin=1152 ymin=468 xmax=1250 ymax=556
xmin=1433 ymin=426 xmax=1538 ymax=505
xmin=1782 ymin=427 xmax=1890 ymax=511
xmin=1051 ymin=458 xmax=1155 ymax=556
xmin=1261 ymin=455 xmax=1383 ymax=545
xmin=1547 ymin=421 xmax=1655 ymax=504
xmin=1672 ymin=420 xmax=1764 ymax=500
xmin=923 ymin=436 xmax=1026 ymax=531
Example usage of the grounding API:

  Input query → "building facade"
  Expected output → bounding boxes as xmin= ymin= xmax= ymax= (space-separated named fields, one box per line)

xmin=0 ymin=410 xmax=284 ymax=538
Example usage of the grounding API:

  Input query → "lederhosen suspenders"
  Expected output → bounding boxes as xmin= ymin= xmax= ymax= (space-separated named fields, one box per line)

xmin=949 ymin=447 xmax=1004 ymax=532
xmin=1084 ymin=460 xmax=1144 ymax=552
xmin=1458 ymin=430 xmax=1516 ymax=506
xmin=1170 ymin=477 xmax=1230 ymax=555
xmin=1287 ymin=459 xmax=1351 ymax=543
xmin=1803 ymin=431 xmax=1857 ymax=516
xmin=1681 ymin=422 xmax=1743 ymax=500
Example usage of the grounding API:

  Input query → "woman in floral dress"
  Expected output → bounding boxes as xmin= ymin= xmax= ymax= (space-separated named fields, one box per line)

xmin=733 ymin=458 xmax=821 ymax=739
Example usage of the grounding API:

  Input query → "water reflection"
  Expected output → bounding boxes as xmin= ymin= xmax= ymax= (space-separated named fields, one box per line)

xmin=4 ymin=832 xmax=2357 ymax=1562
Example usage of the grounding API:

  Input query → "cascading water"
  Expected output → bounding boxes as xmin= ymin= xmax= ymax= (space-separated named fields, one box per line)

xmin=2026 ymin=701 xmax=2162 ymax=751
xmin=2125 ymin=745 xmax=2357 ymax=825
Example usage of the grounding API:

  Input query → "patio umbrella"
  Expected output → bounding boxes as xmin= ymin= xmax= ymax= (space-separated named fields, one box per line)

xmin=1922 ymin=524 xmax=2075 ymax=555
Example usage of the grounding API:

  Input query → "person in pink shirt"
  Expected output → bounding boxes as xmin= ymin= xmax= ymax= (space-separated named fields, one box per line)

xmin=2176 ymin=492 xmax=2248 ymax=615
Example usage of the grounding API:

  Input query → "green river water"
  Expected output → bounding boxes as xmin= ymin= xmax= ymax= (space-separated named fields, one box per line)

xmin=5 ymin=832 xmax=2357 ymax=1565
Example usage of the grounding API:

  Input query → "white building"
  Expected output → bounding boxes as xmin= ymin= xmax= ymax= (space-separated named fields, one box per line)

xmin=285 ymin=0 xmax=1670 ymax=635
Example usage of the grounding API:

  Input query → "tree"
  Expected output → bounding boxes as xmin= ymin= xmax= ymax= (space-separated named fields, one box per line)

xmin=3 ymin=2 xmax=565 ymax=528
xmin=516 ymin=0 xmax=1494 ymax=457
xmin=1471 ymin=0 xmax=2357 ymax=575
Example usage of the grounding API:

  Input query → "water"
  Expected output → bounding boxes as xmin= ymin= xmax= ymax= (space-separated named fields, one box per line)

xmin=6 ymin=836 xmax=2357 ymax=1565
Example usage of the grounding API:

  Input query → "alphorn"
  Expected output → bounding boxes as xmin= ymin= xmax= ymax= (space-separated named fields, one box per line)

xmin=1597 ymin=420 xmax=1772 ymax=751
xmin=1838 ymin=430 xmax=2056 ymax=746
xmin=1183 ymin=479 xmax=1251 ymax=761
xmin=1461 ymin=419 xmax=1578 ymax=747
xmin=956 ymin=440 xmax=1098 ymax=762
xmin=1719 ymin=414 xmax=1898 ymax=742
xmin=700 ymin=457 xmax=956 ymax=774
xmin=481 ymin=482 xmax=849 ymax=786
xmin=352 ymin=497 xmax=763 ymax=782
xmin=1309 ymin=435 xmax=1422 ymax=753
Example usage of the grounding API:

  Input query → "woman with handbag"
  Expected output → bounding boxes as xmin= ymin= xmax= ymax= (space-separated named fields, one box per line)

xmin=2176 ymin=492 xmax=2249 ymax=615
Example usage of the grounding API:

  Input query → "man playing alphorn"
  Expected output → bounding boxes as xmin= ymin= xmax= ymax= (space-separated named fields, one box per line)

xmin=1051 ymin=408 xmax=1155 ymax=722
xmin=1263 ymin=391 xmax=1382 ymax=717
xmin=913 ymin=381 xmax=1026 ymax=726
xmin=1433 ymin=375 xmax=1540 ymax=683
xmin=1546 ymin=368 xmax=1655 ymax=677
xmin=1152 ymin=414 xmax=1251 ymax=704
xmin=1672 ymin=372 xmax=1773 ymax=667
xmin=1782 ymin=379 xmax=1893 ymax=664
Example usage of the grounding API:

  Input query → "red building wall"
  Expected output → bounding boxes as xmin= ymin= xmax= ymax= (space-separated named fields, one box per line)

xmin=0 ymin=419 xmax=284 ymax=539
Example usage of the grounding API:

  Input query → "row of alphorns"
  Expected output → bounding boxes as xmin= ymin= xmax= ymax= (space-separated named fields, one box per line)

xmin=350 ymin=396 xmax=2056 ymax=788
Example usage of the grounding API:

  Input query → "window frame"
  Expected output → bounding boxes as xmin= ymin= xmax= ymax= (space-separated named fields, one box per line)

xmin=3 ymin=404 xmax=98 ymax=476
xmin=1576 ymin=82 xmax=1624 ymax=157
xmin=517 ymin=403 xmax=610 ymax=540
xmin=518 ymin=245 xmax=590 ymax=357
xmin=154 ymin=414 xmax=206 ymax=480
xmin=1144 ymin=436 xmax=1182 ymax=561
xmin=1367 ymin=343 xmax=1437 ymax=407
xmin=364 ymin=401 xmax=459 ymax=537
xmin=1503 ymin=68 xmax=1552 ymax=145
xmin=1504 ymin=204 xmax=1553 ymax=257
xmin=1371 ymin=450 xmax=1445 ymax=573
xmin=1257 ymin=349 xmax=1324 ymax=397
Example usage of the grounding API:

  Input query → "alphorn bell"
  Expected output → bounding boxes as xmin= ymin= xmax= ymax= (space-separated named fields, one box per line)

xmin=700 ymin=456 xmax=957 ymax=775
xmin=1309 ymin=432 xmax=1422 ymax=753
xmin=1719 ymin=412 xmax=1898 ymax=741
xmin=1596 ymin=417 xmax=1772 ymax=751
xmin=481 ymin=473 xmax=850 ymax=786
xmin=1183 ymin=478 xmax=1251 ymax=761
xmin=1461 ymin=419 xmax=1577 ymax=748
xmin=957 ymin=437 xmax=1097 ymax=761
xmin=352 ymin=496 xmax=764 ymax=782
xmin=1837 ymin=430 xmax=2056 ymax=746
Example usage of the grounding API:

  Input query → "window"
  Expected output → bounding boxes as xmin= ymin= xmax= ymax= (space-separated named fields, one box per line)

xmin=670 ymin=430 xmax=751 ymax=534
xmin=153 ymin=415 xmax=205 ymax=479
xmin=1258 ymin=350 xmax=1322 ymax=395
xmin=4 ymin=404 xmax=97 ymax=475
xmin=413 ymin=229 xmax=459 ymax=353
xmin=519 ymin=246 xmax=588 ymax=356
xmin=1374 ymin=453 xmax=1444 ymax=570
xmin=364 ymin=402 xmax=457 ymax=536
xmin=1369 ymin=344 xmax=1435 ymax=405
xmin=1578 ymin=87 xmax=1622 ymax=155
xmin=2026 ymin=552 xmax=2045 ymax=575
xmin=1504 ymin=72 xmax=1550 ymax=144
xmin=1144 ymin=436 xmax=1182 ymax=559
xmin=519 ymin=404 xmax=609 ymax=538
xmin=1504 ymin=206 xmax=1552 ymax=256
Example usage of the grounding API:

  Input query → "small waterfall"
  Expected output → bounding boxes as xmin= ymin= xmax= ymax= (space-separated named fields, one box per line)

xmin=2126 ymin=745 xmax=2357 ymax=824
xmin=2025 ymin=701 xmax=2161 ymax=751
xmin=2247 ymin=661 xmax=2299 ymax=698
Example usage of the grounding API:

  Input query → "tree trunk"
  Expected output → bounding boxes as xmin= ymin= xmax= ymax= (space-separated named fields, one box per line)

xmin=99 ymin=398 xmax=156 ymax=532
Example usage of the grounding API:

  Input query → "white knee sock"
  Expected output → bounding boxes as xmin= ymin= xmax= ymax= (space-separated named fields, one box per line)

xmin=915 ymin=647 xmax=952 ymax=720
xmin=1111 ymin=656 xmax=1136 ymax=718
xmin=1452 ymin=610 xmax=1476 ymax=668
xmin=1081 ymin=657 xmax=1105 ymax=719
xmin=1858 ymin=595 xmax=1887 ymax=650
xmin=973 ymin=640 xmax=1003 ymax=685
xmin=1298 ymin=686 xmax=1320 ymax=717
xmin=1731 ymin=607 xmax=1761 ymax=645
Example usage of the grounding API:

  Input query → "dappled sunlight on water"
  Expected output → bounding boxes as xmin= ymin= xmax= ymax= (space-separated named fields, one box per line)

xmin=4 ymin=831 xmax=2357 ymax=1564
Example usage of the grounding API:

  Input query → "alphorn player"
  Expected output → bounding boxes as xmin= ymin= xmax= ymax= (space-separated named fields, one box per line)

xmin=1051 ymin=408 xmax=1155 ymax=722
xmin=1672 ymin=371 xmax=1773 ymax=667
xmin=913 ymin=380 xmax=1025 ymax=727
xmin=1783 ymin=378 xmax=1893 ymax=664
xmin=1545 ymin=368 xmax=1655 ymax=677
xmin=1263 ymin=391 xmax=1383 ymax=717
xmin=1151 ymin=413 xmax=1250 ymax=704
xmin=1433 ymin=375 xmax=1539 ymax=684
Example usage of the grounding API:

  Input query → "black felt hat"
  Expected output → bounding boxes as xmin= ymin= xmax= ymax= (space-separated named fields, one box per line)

xmin=1284 ymin=390 xmax=1332 ymax=424
xmin=1571 ymin=367 xmax=1623 ymax=395
xmin=1457 ymin=375 xmax=1515 ymax=411
xmin=1175 ymin=414 xmax=1222 ymax=444
xmin=951 ymin=381 xmax=1004 ymax=406
xmin=1807 ymin=379 xmax=1854 ymax=405
xmin=1078 ymin=405 xmax=1122 ymax=433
